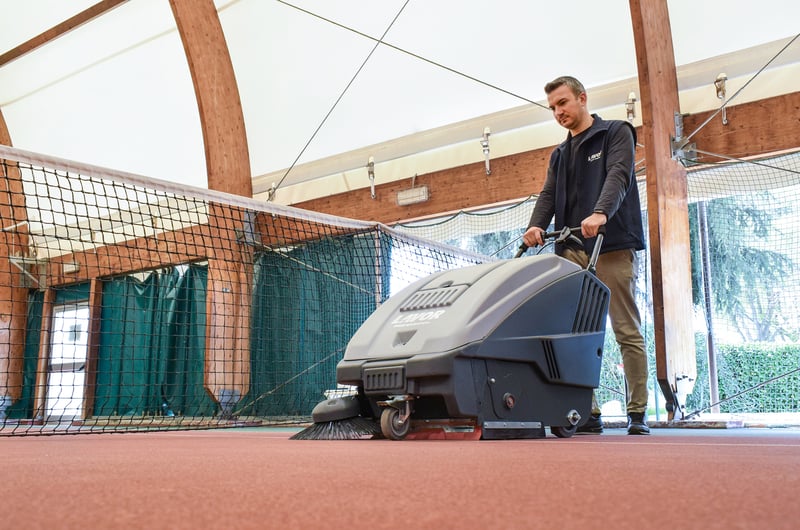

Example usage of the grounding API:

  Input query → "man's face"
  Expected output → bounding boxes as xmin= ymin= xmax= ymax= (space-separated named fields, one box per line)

xmin=547 ymin=85 xmax=587 ymax=131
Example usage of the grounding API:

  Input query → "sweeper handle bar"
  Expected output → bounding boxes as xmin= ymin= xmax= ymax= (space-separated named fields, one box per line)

xmin=514 ymin=226 xmax=580 ymax=258
xmin=515 ymin=226 xmax=606 ymax=274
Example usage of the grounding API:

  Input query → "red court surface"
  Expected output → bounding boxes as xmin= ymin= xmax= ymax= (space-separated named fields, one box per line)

xmin=3 ymin=426 xmax=800 ymax=529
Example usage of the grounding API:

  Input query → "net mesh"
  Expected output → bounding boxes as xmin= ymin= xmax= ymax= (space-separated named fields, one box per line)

xmin=396 ymin=149 xmax=800 ymax=421
xmin=0 ymin=146 xmax=486 ymax=435
xmin=682 ymin=150 xmax=800 ymax=418
xmin=3 ymin=145 xmax=800 ymax=435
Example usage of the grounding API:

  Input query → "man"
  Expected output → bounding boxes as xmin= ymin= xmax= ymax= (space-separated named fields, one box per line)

xmin=523 ymin=76 xmax=649 ymax=435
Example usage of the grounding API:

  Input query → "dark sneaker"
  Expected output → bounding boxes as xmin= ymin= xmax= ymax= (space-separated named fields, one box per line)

xmin=627 ymin=412 xmax=650 ymax=435
xmin=577 ymin=413 xmax=603 ymax=434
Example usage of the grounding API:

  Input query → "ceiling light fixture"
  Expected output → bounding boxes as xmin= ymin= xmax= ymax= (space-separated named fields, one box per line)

xmin=396 ymin=174 xmax=428 ymax=206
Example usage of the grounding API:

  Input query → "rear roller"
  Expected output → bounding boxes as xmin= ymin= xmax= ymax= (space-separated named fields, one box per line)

xmin=550 ymin=424 xmax=578 ymax=438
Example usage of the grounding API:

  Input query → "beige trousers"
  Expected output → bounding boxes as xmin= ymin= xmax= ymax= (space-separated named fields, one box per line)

xmin=562 ymin=247 xmax=649 ymax=415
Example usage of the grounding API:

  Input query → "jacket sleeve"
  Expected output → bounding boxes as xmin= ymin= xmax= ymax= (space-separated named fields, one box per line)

xmin=528 ymin=152 xmax=557 ymax=229
xmin=593 ymin=122 xmax=635 ymax=219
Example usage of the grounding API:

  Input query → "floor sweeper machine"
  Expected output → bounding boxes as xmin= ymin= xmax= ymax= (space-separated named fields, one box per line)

xmin=292 ymin=227 xmax=610 ymax=441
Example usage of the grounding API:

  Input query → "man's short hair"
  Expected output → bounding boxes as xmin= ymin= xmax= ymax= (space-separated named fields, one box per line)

xmin=544 ymin=76 xmax=586 ymax=97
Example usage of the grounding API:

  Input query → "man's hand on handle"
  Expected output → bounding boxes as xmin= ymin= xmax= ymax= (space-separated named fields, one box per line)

xmin=523 ymin=226 xmax=546 ymax=248
xmin=581 ymin=212 xmax=607 ymax=238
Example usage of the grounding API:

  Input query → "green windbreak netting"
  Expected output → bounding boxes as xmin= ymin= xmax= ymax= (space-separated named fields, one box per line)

xmin=242 ymin=233 xmax=387 ymax=417
xmin=94 ymin=264 xmax=215 ymax=418
xmin=4 ymin=290 xmax=43 ymax=420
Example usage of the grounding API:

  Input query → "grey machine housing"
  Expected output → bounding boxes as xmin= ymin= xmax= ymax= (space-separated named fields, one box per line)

xmin=337 ymin=250 xmax=610 ymax=439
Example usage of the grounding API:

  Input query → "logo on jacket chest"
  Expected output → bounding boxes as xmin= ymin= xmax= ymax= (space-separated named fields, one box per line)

xmin=588 ymin=150 xmax=603 ymax=162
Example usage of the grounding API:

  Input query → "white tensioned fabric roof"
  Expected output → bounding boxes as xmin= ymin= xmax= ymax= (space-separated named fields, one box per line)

xmin=1 ymin=0 xmax=799 ymax=206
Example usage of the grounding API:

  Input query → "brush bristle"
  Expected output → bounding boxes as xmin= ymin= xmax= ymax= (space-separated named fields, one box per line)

xmin=290 ymin=416 xmax=380 ymax=440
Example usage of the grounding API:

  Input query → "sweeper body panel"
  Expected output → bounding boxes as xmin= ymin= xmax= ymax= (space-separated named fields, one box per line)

xmin=336 ymin=250 xmax=610 ymax=440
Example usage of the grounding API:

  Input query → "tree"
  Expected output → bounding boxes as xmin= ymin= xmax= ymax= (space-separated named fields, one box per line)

xmin=689 ymin=192 xmax=795 ymax=342
xmin=448 ymin=229 xmax=526 ymax=259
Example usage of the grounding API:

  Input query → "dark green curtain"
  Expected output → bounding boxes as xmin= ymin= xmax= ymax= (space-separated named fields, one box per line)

xmin=94 ymin=264 xmax=214 ymax=416
xmin=6 ymin=290 xmax=44 ymax=419
xmin=244 ymin=232 xmax=388 ymax=416
xmin=160 ymin=265 xmax=214 ymax=415
xmin=378 ymin=231 xmax=393 ymax=304
xmin=13 ymin=233 xmax=394 ymax=421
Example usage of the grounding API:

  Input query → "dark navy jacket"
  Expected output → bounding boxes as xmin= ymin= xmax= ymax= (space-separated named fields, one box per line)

xmin=528 ymin=115 xmax=645 ymax=254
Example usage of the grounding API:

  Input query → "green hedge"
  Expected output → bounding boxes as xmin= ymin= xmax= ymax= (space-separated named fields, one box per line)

xmin=597 ymin=330 xmax=800 ymax=415
xmin=687 ymin=339 xmax=800 ymax=414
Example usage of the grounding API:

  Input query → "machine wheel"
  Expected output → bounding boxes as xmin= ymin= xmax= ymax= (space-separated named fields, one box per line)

xmin=550 ymin=424 xmax=578 ymax=438
xmin=380 ymin=407 xmax=411 ymax=440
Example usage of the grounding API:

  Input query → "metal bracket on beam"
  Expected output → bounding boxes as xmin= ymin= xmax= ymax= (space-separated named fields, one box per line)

xmin=480 ymin=127 xmax=491 ymax=175
xmin=367 ymin=157 xmax=376 ymax=199
xmin=9 ymin=255 xmax=42 ymax=287
xmin=671 ymin=112 xmax=697 ymax=166
xmin=659 ymin=380 xmax=684 ymax=422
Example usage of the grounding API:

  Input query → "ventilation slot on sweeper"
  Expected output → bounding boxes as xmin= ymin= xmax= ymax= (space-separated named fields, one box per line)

xmin=542 ymin=339 xmax=561 ymax=380
xmin=572 ymin=276 xmax=609 ymax=333
xmin=399 ymin=284 xmax=468 ymax=311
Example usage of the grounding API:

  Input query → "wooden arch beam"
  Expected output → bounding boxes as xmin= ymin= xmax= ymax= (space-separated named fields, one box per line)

xmin=630 ymin=0 xmax=696 ymax=419
xmin=0 ymin=110 xmax=30 ymax=412
xmin=169 ymin=0 xmax=252 ymax=196
xmin=0 ymin=0 xmax=127 ymax=68
xmin=170 ymin=0 xmax=253 ymax=413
